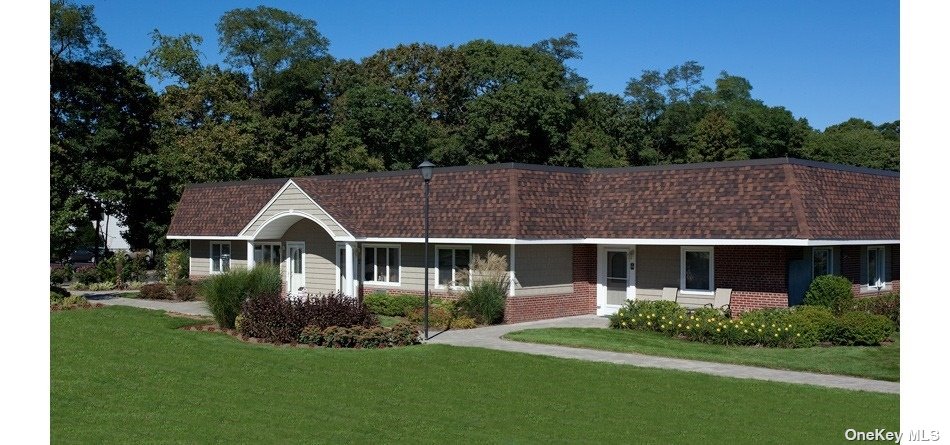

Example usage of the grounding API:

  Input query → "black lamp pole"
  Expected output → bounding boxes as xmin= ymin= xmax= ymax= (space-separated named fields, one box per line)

xmin=418 ymin=160 xmax=435 ymax=340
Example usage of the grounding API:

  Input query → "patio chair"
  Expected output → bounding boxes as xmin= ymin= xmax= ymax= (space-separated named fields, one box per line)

xmin=705 ymin=288 xmax=732 ymax=315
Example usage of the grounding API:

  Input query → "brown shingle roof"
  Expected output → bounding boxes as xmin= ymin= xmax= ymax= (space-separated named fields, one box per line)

xmin=168 ymin=179 xmax=285 ymax=237
xmin=166 ymin=158 xmax=899 ymax=241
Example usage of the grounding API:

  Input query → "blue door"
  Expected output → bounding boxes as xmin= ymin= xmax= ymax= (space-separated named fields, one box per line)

xmin=787 ymin=259 xmax=811 ymax=306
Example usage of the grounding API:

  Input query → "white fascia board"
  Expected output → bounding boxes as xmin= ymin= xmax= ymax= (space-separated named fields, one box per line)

xmin=166 ymin=235 xmax=251 ymax=240
xmin=354 ymin=237 xmax=900 ymax=246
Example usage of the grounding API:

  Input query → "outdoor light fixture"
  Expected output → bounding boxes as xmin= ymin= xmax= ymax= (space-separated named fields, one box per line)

xmin=418 ymin=160 xmax=435 ymax=340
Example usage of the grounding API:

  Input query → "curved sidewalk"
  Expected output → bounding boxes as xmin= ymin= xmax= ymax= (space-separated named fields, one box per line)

xmin=80 ymin=292 xmax=212 ymax=317
xmin=427 ymin=315 xmax=899 ymax=395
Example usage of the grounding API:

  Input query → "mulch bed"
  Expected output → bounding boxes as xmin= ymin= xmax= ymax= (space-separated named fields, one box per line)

xmin=180 ymin=324 xmax=319 ymax=348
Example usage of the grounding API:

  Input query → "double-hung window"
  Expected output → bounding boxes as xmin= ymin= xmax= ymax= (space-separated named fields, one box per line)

xmin=363 ymin=245 xmax=400 ymax=285
xmin=812 ymin=247 xmax=832 ymax=278
xmin=867 ymin=246 xmax=886 ymax=289
xmin=436 ymin=246 xmax=471 ymax=288
xmin=253 ymin=243 xmax=281 ymax=266
xmin=211 ymin=242 xmax=231 ymax=274
xmin=680 ymin=246 xmax=714 ymax=294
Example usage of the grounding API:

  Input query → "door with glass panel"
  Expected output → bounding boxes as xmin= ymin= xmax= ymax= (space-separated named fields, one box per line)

xmin=286 ymin=242 xmax=305 ymax=296
xmin=605 ymin=250 xmax=631 ymax=306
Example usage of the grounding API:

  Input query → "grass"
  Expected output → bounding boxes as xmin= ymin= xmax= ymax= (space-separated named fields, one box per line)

xmin=52 ymin=307 xmax=898 ymax=443
xmin=504 ymin=328 xmax=899 ymax=381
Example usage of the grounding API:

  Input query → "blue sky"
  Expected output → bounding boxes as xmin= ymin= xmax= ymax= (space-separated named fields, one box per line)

xmin=86 ymin=0 xmax=898 ymax=130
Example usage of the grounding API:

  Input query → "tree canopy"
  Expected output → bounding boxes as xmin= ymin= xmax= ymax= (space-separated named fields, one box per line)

xmin=49 ymin=1 xmax=899 ymax=256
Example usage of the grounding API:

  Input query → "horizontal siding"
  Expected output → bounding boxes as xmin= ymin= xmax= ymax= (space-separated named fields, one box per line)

xmin=283 ymin=219 xmax=337 ymax=294
xmin=514 ymin=245 xmax=572 ymax=297
xmin=389 ymin=243 xmax=509 ymax=293
xmin=241 ymin=183 xmax=348 ymax=238
xmin=189 ymin=239 xmax=246 ymax=277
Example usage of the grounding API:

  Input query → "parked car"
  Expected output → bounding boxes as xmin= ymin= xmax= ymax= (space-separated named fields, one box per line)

xmin=66 ymin=247 xmax=113 ymax=264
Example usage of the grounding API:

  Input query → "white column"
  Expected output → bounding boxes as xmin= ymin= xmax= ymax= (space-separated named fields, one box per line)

xmin=247 ymin=241 xmax=255 ymax=269
xmin=509 ymin=243 xmax=516 ymax=297
xmin=345 ymin=242 xmax=355 ymax=298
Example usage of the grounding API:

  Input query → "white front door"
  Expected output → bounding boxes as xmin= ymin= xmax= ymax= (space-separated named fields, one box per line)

xmin=597 ymin=246 xmax=636 ymax=315
xmin=286 ymin=241 xmax=306 ymax=296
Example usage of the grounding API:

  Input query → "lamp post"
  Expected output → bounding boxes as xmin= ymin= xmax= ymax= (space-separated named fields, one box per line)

xmin=418 ymin=160 xmax=435 ymax=340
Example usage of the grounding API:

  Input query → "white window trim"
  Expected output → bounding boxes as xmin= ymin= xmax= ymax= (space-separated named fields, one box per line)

xmin=434 ymin=245 xmax=474 ymax=290
xmin=362 ymin=244 xmax=401 ymax=286
xmin=253 ymin=242 xmax=282 ymax=267
xmin=210 ymin=241 xmax=231 ymax=274
xmin=680 ymin=246 xmax=714 ymax=295
xmin=865 ymin=245 xmax=887 ymax=291
xmin=812 ymin=247 xmax=833 ymax=279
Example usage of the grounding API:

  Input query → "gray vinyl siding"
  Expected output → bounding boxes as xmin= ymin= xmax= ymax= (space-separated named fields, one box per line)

xmin=635 ymin=245 xmax=679 ymax=300
xmin=282 ymin=219 xmax=337 ymax=294
xmin=634 ymin=245 xmax=712 ymax=308
xmin=189 ymin=239 xmax=246 ymax=277
xmin=241 ymin=182 xmax=349 ymax=239
xmin=189 ymin=240 xmax=209 ymax=277
xmin=514 ymin=245 xmax=573 ymax=296
xmin=385 ymin=243 xmax=509 ymax=293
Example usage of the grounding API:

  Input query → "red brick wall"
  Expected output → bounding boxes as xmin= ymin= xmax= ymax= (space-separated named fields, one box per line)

xmin=504 ymin=245 xmax=597 ymax=323
xmin=715 ymin=246 xmax=789 ymax=315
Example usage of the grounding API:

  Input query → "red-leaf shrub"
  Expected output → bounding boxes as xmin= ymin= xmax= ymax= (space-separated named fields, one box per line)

xmin=139 ymin=283 xmax=172 ymax=300
xmin=298 ymin=322 xmax=421 ymax=348
xmin=174 ymin=283 xmax=198 ymax=301
xmin=239 ymin=292 xmax=378 ymax=343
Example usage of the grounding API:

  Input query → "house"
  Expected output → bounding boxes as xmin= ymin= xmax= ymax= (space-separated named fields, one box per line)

xmin=167 ymin=158 xmax=899 ymax=323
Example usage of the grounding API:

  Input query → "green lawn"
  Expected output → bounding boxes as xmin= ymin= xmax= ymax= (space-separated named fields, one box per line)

xmin=52 ymin=307 xmax=898 ymax=443
xmin=504 ymin=328 xmax=899 ymax=381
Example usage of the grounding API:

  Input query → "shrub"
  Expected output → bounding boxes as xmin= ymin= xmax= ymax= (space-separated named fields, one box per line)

xmin=610 ymin=300 xmax=687 ymax=333
xmin=407 ymin=305 xmax=452 ymax=328
xmin=50 ymin=285 xmax=70 ymax=301
xmin=96 ymin=256 xmax=118 ymax=283
xmin=50 ymin=266 xmax=72 ymax=284
xmin=164 ymin=250 xmax=188 ymax=283
xmin=73 ymin=265 xmax=99 ymax=285
xmin=458 ymin=282 xmax=506 ymax=325
xmin=122 ymin=253 xmax=149 ymax=282
xmin=124 ymin=281 xmax=145 ymax=290
xmin=72 ymin=283 xmax=89 ymax=291
xmin=851 ymin=293 xmax=899 ymax=329
xmin=298 ymin=321 xmax=420 ymax=348
xmin=202 ymin=266 xmax=281 ymax=329
xmin=88 ymin=281 xmax=116 ymax=291
xmin=832 ymin=311 xmax=895 ymax=346
xmin=364 ymin=292 xmax=422 ymax=316
xmin=139 ymin=283 xmax=172 ymax=300
xmin=457 ymin=252 xmax=509 ymax=324
xmin=52 ymin=295 xmax=91 ymax=310
xmin=804 ymin=275 xmax=854 ymax=314
xmin=786 ymin=305 xmax=837 ymax=344
xmin=239 ymin=292 xmax=378 ymax=343
xmin=174 ymin=283 xmax=198 ymax=301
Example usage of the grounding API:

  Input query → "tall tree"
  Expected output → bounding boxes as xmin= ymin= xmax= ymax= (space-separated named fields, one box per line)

xmin=217 ymin=6 xmax=330 ymax=91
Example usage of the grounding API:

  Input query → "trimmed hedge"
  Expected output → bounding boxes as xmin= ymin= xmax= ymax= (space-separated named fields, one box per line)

xmin=832 ymin=311 xmax=895 ymax=346
xmin=364 ymin=292 xmax=422 ymax=316
xmin=140 ymin=283 xmax=172 ymax=300
xmin=851 ymin=293 xmax=899 ymax=329
xmin=239 ymin=292 xmax=378 ymax=343
xmin=804 ymin=275 xmax=854 ymax=314
xmin=298 ymin=322 xmax=420 ymax=348
xmin=609 ymin=300 xmax=891 ymax=348
xmin=174 ymin=283 xmax=198 ymax=301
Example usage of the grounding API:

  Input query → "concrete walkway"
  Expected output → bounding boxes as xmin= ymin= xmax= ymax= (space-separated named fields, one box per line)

xmin=80 ymin=292 xmax=212 ymax=317
xmin=427 ymin=315 xmax=900 ymax=394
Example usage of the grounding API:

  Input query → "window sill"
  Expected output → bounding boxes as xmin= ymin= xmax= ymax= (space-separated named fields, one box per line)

xmin=364 ymin=281 xmax=401 ymax=287
xmin=679 ymin=290 xmax=714 ymax=296
xmin=860 ymin=284 xmax=893 ymax=294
